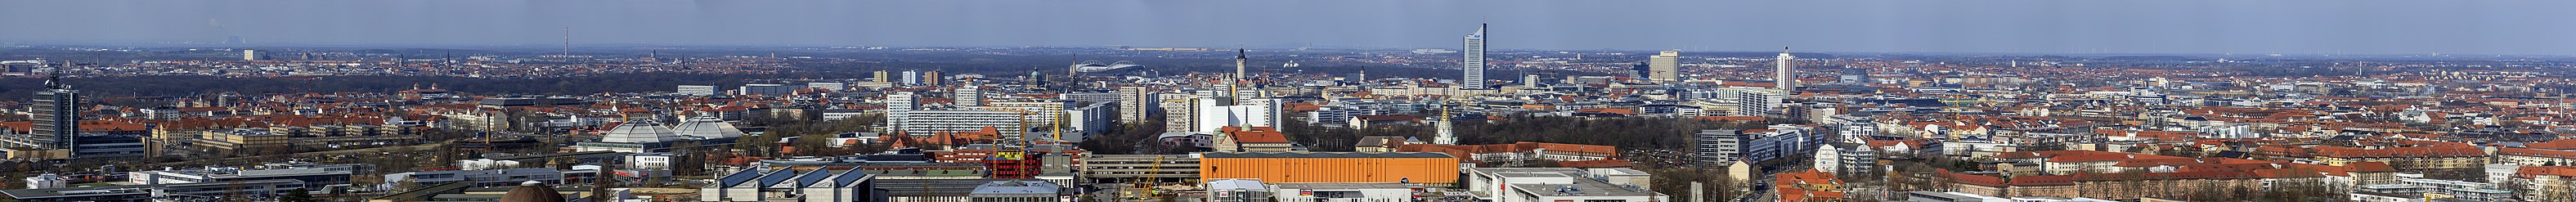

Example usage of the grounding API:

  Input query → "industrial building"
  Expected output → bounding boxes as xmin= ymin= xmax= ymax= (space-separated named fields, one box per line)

xmin=1196 ymin=152 xmax=1459 ymax=186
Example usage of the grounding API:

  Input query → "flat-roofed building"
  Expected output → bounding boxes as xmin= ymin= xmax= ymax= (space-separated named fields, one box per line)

xmin=1272 ymin=182 xmax=1417 ymax=201
xmin=699 ymin=168 xmax=879 ymax=202
xmin=1198 ymin=152 xmax=1460 ymax=186
xmin=1079 ymin=154 xmax=1198 ymax=184
xmin=0 ymin=179 xmax=307 ymax=202
xmin=1464 ymin=168 xmax=1667 ymax=202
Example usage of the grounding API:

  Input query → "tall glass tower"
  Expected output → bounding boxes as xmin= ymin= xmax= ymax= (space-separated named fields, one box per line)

xmin=1461 ymin=24 xmax=1488 ymax=89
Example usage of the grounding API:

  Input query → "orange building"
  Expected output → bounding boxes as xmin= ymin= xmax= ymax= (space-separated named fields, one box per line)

xmin=1198 ymin=152 xmax=1460 ymax=186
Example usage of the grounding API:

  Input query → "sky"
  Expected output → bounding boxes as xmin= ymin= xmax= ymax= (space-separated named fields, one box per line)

xmin=2 ymin=0 xmax=2571 ymax=55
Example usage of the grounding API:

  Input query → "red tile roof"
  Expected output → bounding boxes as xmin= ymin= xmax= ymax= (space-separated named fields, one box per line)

xmin=2006 ymin=175 xmax=2076 ymax=186
xmin=1223 ymin=126 xmax=1290 ymax=144
xmin=1775 ymin=169 xmax=1846 ymax=202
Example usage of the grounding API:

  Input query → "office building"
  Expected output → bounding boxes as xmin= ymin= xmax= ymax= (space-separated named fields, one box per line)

xmin=1695 ymin=129 xmax=1741 ymax=165
xmin=1304 ymin=105 xmax=1387 ymax=128
xmin=806 ymin=82 xmax=846 ymax=92
xmin=1078 ymin=154 xmax=1199 ymax=184
xmin=1464 ymin=168 xmax=1667 ymax=202
xmin=1 ymin=179 xmax=307 ymax=202
xmin=887 ymin=92 xmax=915 ymax=133
xmin=1839 ymin=68 xmax=1870 ymax=84
xmin=955 ymin=87 xmax=983 ymax=106
xmin=21 ymin=173 xmax=64 ymax=189
xmin=895 ymin=110 xmax=1025 ymax=141
xmin=967 ymin=180 xmax=1061 ymax=202
xmin=1 ymin=74 xmax=81 ymax=159
xmin=675 ymin=85 xmax=719 ymax=96
xmin=1775 ymin=47 xmax=1797 ymax=91
xmin=1735 ymin=88 xmax=1783 ymax=117
xmin=1205 ymin=179 xmax=1272 ymax=202
xmin=128 ymin=165 xmax=357 ymax=188
xmin=1270 ymin=182 xmax=1417 ymax=201
xmin=873 ymin=70 xmax=892 ymax=83
xmin=1461 ymin=24 xmax=1488 ymax=89
xmin=738 ymin=83 xmax=801 ymax=96
xmin=241 ymin=49 xmax=260 ymax=61
xmin=381 ymin=168 xmax=569 ymax=188
xmin=1059 ymin=92 xmax=1120 ymax=105
xmin=1192 ymin=98 xmax=1282 ymax=134
xmin=1649 ymin=51 xmax=1680 ymax=83
xmin=1741 ymin=124 xmax=1823 ymax=164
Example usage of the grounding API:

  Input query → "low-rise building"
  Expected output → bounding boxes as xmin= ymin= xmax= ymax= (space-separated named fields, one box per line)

xmin=1272 ymin=182 xmax=1416 ymax=201
xmin=699 ymin=168 xmax=878 ymax=202
xmin=0 ymin=179 xmax=307 ymax=202
xmin=383 ymin=168 xmax=569 ymax=188
xmin=1464 ymin=168 xmax=1666 ymax=202
xmin=967 ymin=180 xmax=1061 ymax=202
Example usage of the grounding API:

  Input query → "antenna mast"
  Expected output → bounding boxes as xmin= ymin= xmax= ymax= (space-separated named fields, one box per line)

xmin=562 ymin=27 xmax=572 ymax=56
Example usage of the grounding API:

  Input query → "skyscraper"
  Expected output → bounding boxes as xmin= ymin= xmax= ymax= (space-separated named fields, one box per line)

xmin=240 ymin=49 xmax=260 ymax=61
xmin=1649 ymin=51 xmax=1681 ymax=83
xmin=1775 ymin=47 xmax=1797 ymax=91
xmin=1461 ymin=24 xmax=1488 ymax=89
xmin=31 ymin=69 xmax=78 ymax=152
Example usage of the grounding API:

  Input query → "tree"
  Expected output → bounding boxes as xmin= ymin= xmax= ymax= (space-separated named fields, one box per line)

xmin=279 ymin=188 xmax=315 ymax=202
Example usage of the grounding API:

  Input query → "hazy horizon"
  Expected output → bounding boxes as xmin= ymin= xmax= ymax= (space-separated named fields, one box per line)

xmin=5 ymin=0 xmax=2572 ymax=56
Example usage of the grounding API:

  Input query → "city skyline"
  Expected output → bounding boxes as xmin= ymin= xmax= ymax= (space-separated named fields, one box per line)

xmin=2 ymin=0 xmax=2573 ymax=55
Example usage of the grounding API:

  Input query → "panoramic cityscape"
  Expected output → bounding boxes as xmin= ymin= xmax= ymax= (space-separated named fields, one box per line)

xmin=2 ymin=1 xmax=2575 ymax=202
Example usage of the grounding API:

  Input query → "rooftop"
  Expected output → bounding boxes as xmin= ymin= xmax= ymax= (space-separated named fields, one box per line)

xmin=1200 ymin=151 xmax=1452 ymax=159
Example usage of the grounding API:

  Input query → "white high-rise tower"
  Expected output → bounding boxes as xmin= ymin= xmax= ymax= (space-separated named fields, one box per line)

xmin=1461 ymin=24 xmax=1488 ymax=89
xmin=1775 ymin=47 xmax=1797 ymax=91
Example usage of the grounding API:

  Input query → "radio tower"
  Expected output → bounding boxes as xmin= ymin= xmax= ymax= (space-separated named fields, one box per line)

xmin=561 ymin=27 xmax=572 ymax=56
